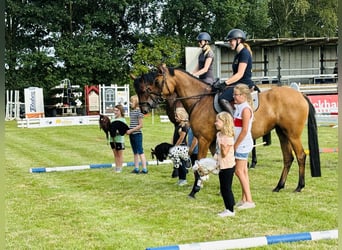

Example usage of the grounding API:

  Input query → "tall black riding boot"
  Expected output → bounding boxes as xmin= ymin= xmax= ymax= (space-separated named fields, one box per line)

xmin=219 ymin=99 xmax=234 ymax=116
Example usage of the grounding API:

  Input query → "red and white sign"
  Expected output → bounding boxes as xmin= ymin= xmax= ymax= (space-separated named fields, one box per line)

xmin=307 ymin=94 xmax=338 ymax=115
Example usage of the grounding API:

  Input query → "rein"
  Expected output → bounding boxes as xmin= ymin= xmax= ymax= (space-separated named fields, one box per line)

xmin=173 ymin=92 xmax=215 ymax=117
xmin=159 ymin=71 xmax=217 ymax=117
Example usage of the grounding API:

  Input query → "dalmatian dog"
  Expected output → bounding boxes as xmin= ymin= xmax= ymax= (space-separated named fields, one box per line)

xmin=192 ymin=158 xmax=219 ymax=182
xmin=151 ymin=142 xmax=191 ymax=168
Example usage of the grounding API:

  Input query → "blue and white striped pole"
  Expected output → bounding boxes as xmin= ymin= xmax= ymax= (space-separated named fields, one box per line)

xmin=146 ymin=229 xmax=338 ymax=250
xmin=30 ymin=160 xmax=173 ymax=173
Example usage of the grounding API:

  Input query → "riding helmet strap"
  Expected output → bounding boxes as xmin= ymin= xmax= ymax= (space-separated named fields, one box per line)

xmin=234 ymin=38 xmax=240 ymax=50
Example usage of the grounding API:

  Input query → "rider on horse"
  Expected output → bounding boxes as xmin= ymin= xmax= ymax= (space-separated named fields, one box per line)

xmin=215 ymin=29 xmax=259 ymax=116
xmin=191 ymin=32 xmax=215 ymax=85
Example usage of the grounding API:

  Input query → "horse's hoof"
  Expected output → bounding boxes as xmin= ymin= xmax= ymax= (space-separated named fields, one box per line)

xmin=249 ymin=164 xmax=256 ymax=169
xmin=272 ymin=187 xmax=281 ymax=192
xmin=188 ymin=192 xmax=196 ymax=199
xmin=294 ymin=187 xmax=303 ymax=192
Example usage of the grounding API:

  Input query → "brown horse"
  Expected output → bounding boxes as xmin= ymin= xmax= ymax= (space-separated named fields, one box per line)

xmin=131 ymin=72 xmax=182 ymax=124
xmin=132 ymin=72 xmax=192 ymax=178
xmin=135 ymin=65 xmax=321 ymax=197
xmin=132 ymin=71 xmax=264 ymax=169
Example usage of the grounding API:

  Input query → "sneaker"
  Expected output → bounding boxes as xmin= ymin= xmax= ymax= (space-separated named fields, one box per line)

xmin=237 ymin=202 xmax=256 ymax=210
xmin=235 ymin=201 xmax=244 ymax=207
xmin=131 ymin=168 xmax=139 ymax=174
xmin=115 ymin=167 xmax=122 ymax=173
xmin=140 ymin=169 xmax=148 ymax=174
xmin=178 ymin=179 xmax=188 ymax=186
xmin=218 ymin=209 xmax=235 ymax=217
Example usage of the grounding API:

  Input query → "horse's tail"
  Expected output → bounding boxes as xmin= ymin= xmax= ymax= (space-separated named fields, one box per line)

xmin=305 ymin=95 xmax=321 ymax=177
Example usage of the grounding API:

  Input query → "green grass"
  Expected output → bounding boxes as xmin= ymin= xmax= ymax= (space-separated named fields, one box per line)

xmin=5 ymin=115 xmax=338 ymax=249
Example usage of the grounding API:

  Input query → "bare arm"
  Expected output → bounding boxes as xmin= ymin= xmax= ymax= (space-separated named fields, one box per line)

xmin=225 ymin=62 xmax=247 ymax=85
xmin=126 ymin=117 xmax=143 ymax=135
xmin=175 ymin=131 xmax=186 ymax=146
xmin=192 ymin=57 xmax=213 ymax=77
xmin=220 ymin=142 xmax=233 ymax=158
xmin=188 ymin=136 xmax=198 ymax=155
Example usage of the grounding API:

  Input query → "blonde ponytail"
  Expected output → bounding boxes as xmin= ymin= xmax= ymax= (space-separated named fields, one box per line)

xmin=203 ymin=44 xmax=212 ymax=56
xmin=243 ymin=42 xmax=252 ymax=56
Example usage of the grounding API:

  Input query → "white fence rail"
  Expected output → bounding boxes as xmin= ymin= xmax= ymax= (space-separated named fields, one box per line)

xmin=17 ymin=115 xmax=99 ymax=128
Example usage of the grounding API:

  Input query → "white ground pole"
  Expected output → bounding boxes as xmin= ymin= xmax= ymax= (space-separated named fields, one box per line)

xmin=146 ymin=229 xmax=338 ymax=250
xmin=30 ymin=160 xmax=173 ymax=173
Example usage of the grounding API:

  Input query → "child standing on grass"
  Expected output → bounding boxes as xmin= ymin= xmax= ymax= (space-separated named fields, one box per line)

xmin=233 ymin=84 xmax=255 ymax=210
xmin=111 ymin=104 xmax=127 ymax=173
xmin=214 ymin=111 xmax=236 ymax=217
xmin=173 ymin=107 xmax=190 ymax=186
xmin=126 ymin=95 xmax=148 ymax=174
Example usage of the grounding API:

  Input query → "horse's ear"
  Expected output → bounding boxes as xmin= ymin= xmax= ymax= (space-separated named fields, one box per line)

xmin=129 ymin=73 xmax=136 ymax=80
xmin=157 ymin=64 xmax=167 ymax=74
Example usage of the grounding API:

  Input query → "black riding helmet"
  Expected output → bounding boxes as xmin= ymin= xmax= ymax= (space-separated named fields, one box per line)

xmin=224 ymin=29 xmax=246 ymax=50
xmin=197 ymin=32 xmax=211 ymax=42
xmin=224 ymin=29 xmax=246 ymax=42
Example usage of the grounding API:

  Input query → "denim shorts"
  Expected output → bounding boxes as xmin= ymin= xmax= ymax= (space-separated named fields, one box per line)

xmin=234 ymin=152 xmax=249 ymax=160
xmin=129 ymin=133 xmax=144 ymax=154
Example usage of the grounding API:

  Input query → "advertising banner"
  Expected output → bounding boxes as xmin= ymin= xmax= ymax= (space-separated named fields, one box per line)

xmin=307 ymin=94 xmax=338 ymax=114
xmin=24 ymin=87 xmax=45 ymax=118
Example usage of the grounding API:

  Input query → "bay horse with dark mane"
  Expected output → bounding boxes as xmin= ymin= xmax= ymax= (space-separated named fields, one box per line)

xmin=134 ymin=65 xmax=321 ymax=198
xmin=132 ymin=71 xmax=265 ymax=169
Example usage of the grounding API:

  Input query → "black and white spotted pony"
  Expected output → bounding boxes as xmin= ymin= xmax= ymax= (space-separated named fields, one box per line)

xmin=151 ymin=142 xmax=191 ymax=168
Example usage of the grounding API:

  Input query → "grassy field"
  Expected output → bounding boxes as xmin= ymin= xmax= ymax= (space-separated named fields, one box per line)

xmin=5 ymin=114 xmax=338 ymax=249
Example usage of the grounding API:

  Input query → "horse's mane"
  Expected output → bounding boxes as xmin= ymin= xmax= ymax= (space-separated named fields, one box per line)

xmin=169 ymin=67 xmax=214 ymax=87
xmin=133 ymin=71 xmax=157 ymax=93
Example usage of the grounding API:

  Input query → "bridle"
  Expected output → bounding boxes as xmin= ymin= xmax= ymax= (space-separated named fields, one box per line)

xmin=137 ymin=78 xmax=165 ymax=109
xmin=155 ymin=70 xmax=216 ymax=117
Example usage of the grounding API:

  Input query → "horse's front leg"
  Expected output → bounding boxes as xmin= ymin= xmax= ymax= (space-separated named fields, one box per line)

xmin=273 ymin=131 xmax=294 ymax=192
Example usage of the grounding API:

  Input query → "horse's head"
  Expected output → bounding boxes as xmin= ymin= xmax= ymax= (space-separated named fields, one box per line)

xmin=99 ymin=114 xmax=110 ymax=140
xmin=131 ymin=72 xmax=164 ymax=114
xmin=154 ymin=64 xmax=177 ymax=96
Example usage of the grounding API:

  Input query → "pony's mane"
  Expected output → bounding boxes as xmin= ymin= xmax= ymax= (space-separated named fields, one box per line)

xmin=171 ymin=67 xmax=213 ymax=87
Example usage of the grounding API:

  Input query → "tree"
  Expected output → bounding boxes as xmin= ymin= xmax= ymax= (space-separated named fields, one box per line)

xmin=5 ymin=0 xmax=62 ymax=92
xmin=244 ymin=0 xmax=271 ymax=38
xmin=268 ymin=0 xmax=338 ymax=37
xmin=5 ymin=0 xmax=338 ymax=101
xmin=131 ymin=36 xmax=183 ymax=75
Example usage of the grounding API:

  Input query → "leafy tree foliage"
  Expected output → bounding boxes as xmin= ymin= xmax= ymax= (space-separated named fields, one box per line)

xmin=268 ymin=0 xmax=338 ymax=37
xmin=131 ymin=36 xmax=183 ymax=75
xmin=5 ymin=0 xmax=338 ymax=103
